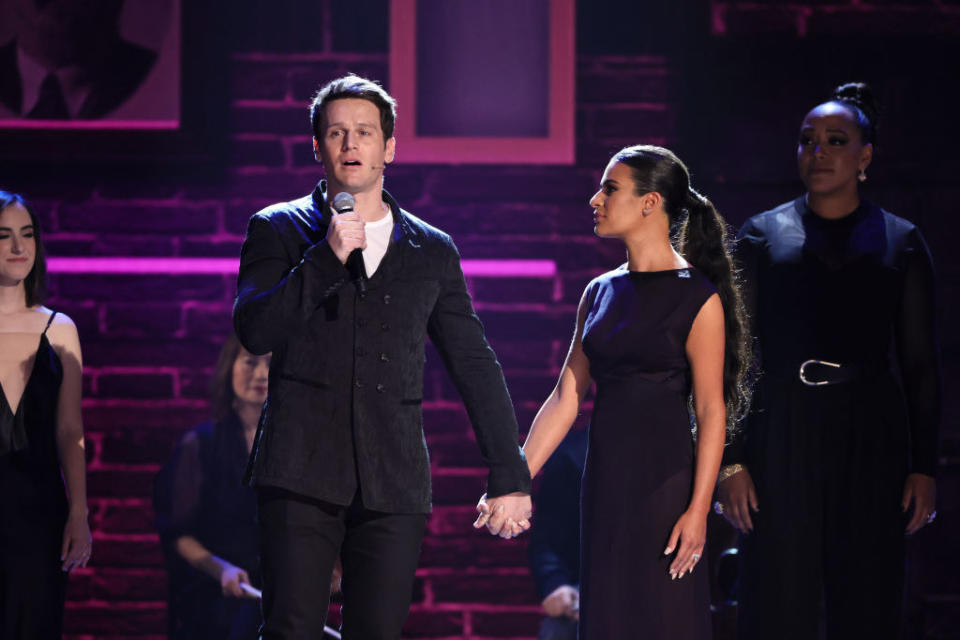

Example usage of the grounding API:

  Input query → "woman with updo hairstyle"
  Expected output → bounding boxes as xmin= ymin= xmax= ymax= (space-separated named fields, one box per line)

xmin=519 ymin=145 xmax=752 ymax=637
xmin=717 ymin=83 xmax=940 ymax=638
xmin=0 ymin=190 xmax=92 ymax=639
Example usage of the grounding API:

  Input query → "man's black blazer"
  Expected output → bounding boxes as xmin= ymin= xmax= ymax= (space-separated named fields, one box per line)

xmin=234 ymin=181 xmax=531 ymax=513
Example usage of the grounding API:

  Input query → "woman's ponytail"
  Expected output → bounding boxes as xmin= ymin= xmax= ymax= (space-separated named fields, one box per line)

xmin=613 ymin=145 xmax=753 ymax=433
xmin=678 ymin=188 xmax=752 ymax=429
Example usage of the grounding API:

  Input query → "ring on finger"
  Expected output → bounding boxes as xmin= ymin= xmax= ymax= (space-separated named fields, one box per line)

xmin=691 ymin=553 xmax=701 ymax=561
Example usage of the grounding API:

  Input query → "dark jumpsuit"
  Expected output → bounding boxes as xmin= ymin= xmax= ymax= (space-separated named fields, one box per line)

xmin=730 ymin=198 xmax=940 ymax=639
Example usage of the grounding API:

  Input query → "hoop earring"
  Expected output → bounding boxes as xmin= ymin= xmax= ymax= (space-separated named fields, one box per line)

xmin=858 ymin=169 xmax=867 ymax=183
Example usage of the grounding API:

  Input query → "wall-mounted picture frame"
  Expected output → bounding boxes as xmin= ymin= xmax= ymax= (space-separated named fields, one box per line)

xmin=389 ymin=0 xmax=575 ymax=165
xmin=0 ymin=0 xmax=226 ymax=168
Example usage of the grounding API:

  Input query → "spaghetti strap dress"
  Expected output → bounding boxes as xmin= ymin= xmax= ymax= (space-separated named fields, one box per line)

xmin=0 ymin=311 xmax=68 ymax=640
xmin=578 ymin=268 xmax=716 ymax=639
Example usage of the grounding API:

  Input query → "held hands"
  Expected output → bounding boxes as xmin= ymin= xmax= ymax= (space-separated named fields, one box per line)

xmin=473 ymin=492 xmax=532 ymax=539
xmin=903 ymin=472 xmax=937 ymax=534
xmin=326 ymin=211 xmax=366 ymax=264
xmin=542 ymin=584 xmax=580 ymax=621
xmin=664 ymin=508 xmax=706 ymax=580
xmin=717 ymin=467 xmax=759 ymax=533
xmin=220 ymin=563 xmax=258 ymax=599
xmin=60 ymin=511 xmax=92 ymax=573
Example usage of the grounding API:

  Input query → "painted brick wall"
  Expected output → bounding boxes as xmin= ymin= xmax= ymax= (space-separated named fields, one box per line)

xmin=5 ymin=1 xmax=958 ymax=637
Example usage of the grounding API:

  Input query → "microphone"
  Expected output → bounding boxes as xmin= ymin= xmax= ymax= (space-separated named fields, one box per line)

xmin=332 ymin=191 xmax=367 ymax=296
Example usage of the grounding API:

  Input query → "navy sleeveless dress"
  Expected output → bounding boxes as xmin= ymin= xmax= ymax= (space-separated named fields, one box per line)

xmin=0 ymin=312 xmax=68 ymax=639
xmin=579 ymin=268 xmax=715 ymax=639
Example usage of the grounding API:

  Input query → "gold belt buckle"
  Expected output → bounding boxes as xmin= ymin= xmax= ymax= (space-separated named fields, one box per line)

xmin=799 ymin=359 xmax=841 ymax=386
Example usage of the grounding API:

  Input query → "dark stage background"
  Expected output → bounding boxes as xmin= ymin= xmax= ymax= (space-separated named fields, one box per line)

xmin=1 ymin=0 xmax=958 ymax=638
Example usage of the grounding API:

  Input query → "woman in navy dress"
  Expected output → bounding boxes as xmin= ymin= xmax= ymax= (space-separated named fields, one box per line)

xmin=0 ymin=191 xmax=92 ymax=639
xmin=520 ymin=146 xmax=752 ymax=639
xmin=718 ymin=83 xmax=940 ymax=639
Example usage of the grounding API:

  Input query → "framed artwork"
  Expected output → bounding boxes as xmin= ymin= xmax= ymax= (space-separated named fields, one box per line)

xmin=389 ymin=0 xmax=575 ymax=164
xmin=0 ymin=0 xmax=225 ymax=166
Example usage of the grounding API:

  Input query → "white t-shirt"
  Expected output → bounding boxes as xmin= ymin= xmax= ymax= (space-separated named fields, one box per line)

xmin=362 ymin=213 xmax=394 ymax=278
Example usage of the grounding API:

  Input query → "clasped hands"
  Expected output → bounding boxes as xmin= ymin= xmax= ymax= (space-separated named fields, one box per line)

xmin=473 ymin=492 xmax=532 ymax=539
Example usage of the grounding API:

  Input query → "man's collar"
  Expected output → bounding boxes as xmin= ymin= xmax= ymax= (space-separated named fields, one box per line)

xmin=312 ymin=179 xmax=413 ymax=239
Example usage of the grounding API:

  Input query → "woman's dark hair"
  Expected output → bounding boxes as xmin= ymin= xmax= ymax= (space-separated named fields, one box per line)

xmin=0 ymin=190 xmax=47 ymax=307
xmin=612 ymin=145 xmax=753 ymax=431
xmin=209 ymin=333 xmax=245 ymax=421
xmin=830 ymin=82 xmax=880 ymax=145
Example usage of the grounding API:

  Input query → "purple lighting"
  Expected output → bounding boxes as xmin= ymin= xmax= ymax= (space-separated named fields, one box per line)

xmin=46 ymin=257 xmax=558 ymax=277
xmin=0 ymin=120 xmax=180 ymax=130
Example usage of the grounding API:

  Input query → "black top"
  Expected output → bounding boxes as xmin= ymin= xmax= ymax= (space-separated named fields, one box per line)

xmin=730 ymin=197 xmax=940 ymax=475
xmin=0 ymin=311 xmax=61 ymax=459
xmin=234 ymin=181 xmax=530 ymax=513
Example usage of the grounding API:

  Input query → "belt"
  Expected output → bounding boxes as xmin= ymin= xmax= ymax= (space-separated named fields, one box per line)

xmin=798 ymin=359 xmax=878 ymax=387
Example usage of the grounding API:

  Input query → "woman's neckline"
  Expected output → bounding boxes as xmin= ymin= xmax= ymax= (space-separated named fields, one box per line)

xmin=623 ymin=264 xmax=693 ymax=275
xmin=802 ymin=194 xmax=865 ymax=223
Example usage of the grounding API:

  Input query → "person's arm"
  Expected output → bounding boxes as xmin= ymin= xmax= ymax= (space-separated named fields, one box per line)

xmin=895 ymin=227 xmax=941 ymax=533
xmin=427 ymin=240 xmax=531 ymax=499
xmin=174 ymin=535 xmax=257 ymax=599
xmin=51 ymin=315 xmax=92 ymax=574
xmin=665 ymin=294 xmax=726 ymax=580
xmin=522 ymin=288 xmax=593 ymax=479
xmin=477 ymin=286 xmax=594 ymax=536
xmin=165 ymin=431 xmax=257 ymax=598
xmin=233 ymin=211 xmax=353 ymax=355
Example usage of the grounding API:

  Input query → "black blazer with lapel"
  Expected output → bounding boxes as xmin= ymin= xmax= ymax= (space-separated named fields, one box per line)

xmin=234 ymin=181 xmax=531 ymax=513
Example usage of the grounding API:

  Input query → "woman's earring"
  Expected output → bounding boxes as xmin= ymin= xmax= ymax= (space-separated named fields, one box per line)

xmin=642 ymin=208 xmax=651 ymax=215
xmin=858 ymin=169 xmax=867 ymax=183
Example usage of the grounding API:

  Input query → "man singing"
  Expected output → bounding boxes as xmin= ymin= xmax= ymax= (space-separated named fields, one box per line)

xmin=233 ymin=74 xmax=532 ymax=639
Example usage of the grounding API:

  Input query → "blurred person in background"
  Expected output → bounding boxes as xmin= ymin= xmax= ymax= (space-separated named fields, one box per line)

xmin=0 ymin=190 xmax=91 ymax=639
xmin=155 ymin=334 xmax=269 ymax=640
xmin=528 ymin=428 xmax=587 ymax=640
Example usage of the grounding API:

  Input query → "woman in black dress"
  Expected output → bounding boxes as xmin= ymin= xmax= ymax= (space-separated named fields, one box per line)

xmin=718 ymin=83 xmax=940 ymax=639
xmin=520 ymin=146 xmax=752 ymax=638
xmin=156 ymin=334 xmax=270 ymax=639
xmin=0 ymin=191 xmax=92 ymax=639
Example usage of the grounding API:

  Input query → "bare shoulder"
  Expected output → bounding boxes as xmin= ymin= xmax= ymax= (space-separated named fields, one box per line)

xmin=41 ymin=308 xmax=82 ymax=352
xmin=688 ymin=293 xmax=724 ymax=345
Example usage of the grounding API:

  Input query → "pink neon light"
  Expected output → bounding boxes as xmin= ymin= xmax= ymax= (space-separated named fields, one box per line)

xmin=46 ymin=257 xmax=557 ymax=278
xmin=0 ymin=120 xmax=179 ymax=130
xmin=461 ymin=260 xmax=556 ymax=277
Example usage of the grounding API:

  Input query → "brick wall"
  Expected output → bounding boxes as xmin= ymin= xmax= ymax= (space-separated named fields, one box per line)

xmin=4 ymin=0 xmax=958 ymax=637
